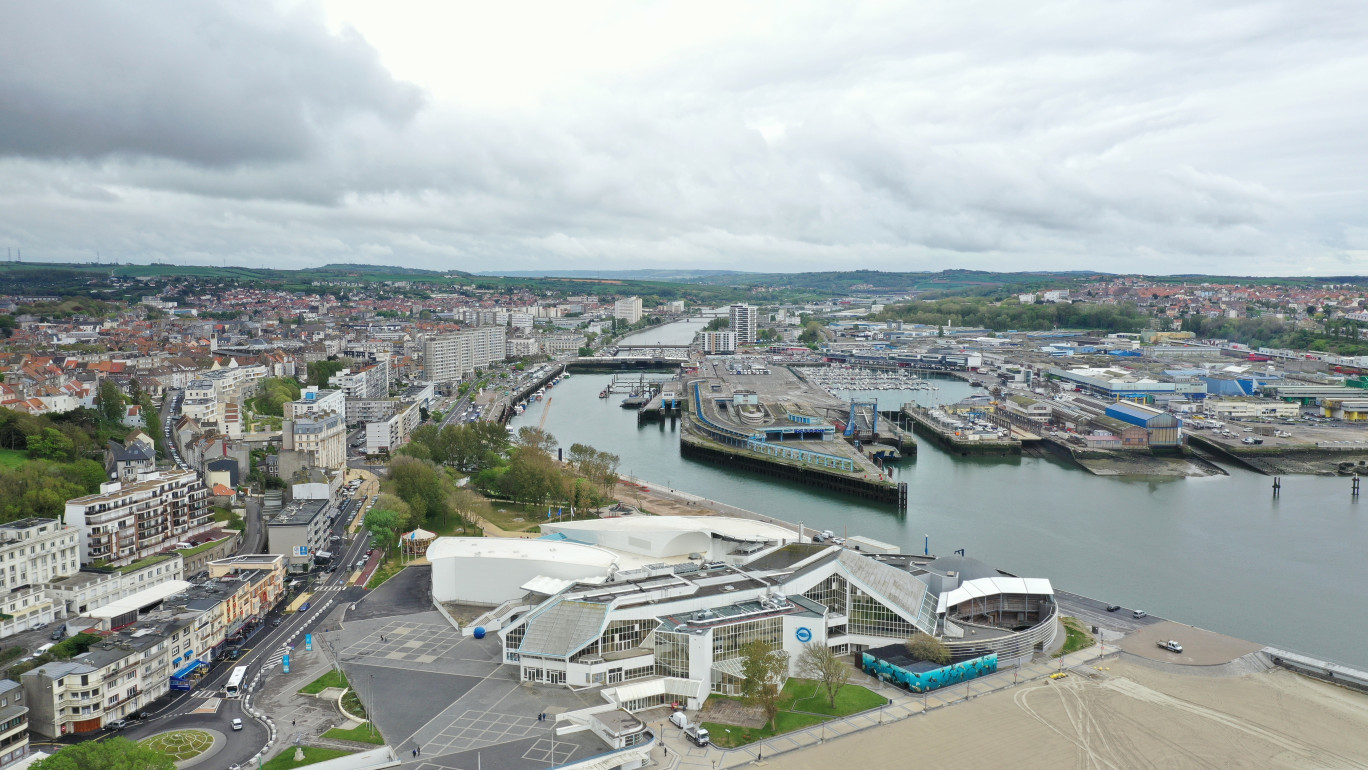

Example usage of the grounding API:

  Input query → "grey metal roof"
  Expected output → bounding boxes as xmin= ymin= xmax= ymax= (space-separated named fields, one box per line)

xmin=518 ymin=600 xmax=609 ymax=659
xmin=836 ymin=549 xmax=937 ymax=635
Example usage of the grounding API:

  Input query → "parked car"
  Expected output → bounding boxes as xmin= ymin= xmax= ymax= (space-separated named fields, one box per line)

xmin=108 ymin=719 xmax=128 ymax=731
xmin=231 ymin=718 xmax=243 ymax=731
xmin=1106 ymin=605 xmax=1121 ymax=612
xmin=1132 ymin=610 xmax=1148 ymax=619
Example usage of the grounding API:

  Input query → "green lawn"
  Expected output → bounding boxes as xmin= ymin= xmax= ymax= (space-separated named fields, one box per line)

xmin=323 ymin=723 xmax=384 ymax=745
xmin=365 ymin=558 xmax=406 ymax=589
xmin=699 ymin=679 xmax=889 ymax=747
xmin=298 ymin=669 xmax=349 ymax=695
xmin=701 ymin=712 xmax=829 ymax=748
xmin=261 ymin=747 xmax=355 ymax=770
xmin=176 ymin=536 xmax=232 ymax=557
xmin=139 ymin=730 xmax=214 ymax=760
xmin=1055 ymin=616 xmax=1096 ymax=657
xmin=0 ymin=449 xmax=28 ymax=470
xmin=777 ymin=678 xmax=887 ymax=716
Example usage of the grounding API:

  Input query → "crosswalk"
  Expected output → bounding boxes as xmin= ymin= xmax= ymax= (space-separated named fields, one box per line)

xmin=313 ymin=585 xmax=350 ymax=593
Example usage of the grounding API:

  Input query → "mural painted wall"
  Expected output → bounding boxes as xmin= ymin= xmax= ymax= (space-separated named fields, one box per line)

xmin=861 ymin=652 xmax=998 ymax=693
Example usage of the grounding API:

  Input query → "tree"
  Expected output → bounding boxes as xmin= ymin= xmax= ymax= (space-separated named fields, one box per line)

xmin=516 ymin=426 xmax=558 ymax=455
xmin=364 ymin=507 xmax=401 ymax=556
xmin=904 ymin=633 xmax=950 ymax=665
xmin=97 ymin=380 xmax=125 ymax=424
xmin=739 ymin=640 xmax=789 ymax=729
xmin=704 ymin=317 xmax=730 ymax=331
xmin=794 ymin=642 xmax=849 ymax=707
xmin=799 ymin=321 xmax=822 ymax=344
xmin=30 ymin=737 xmax=174 ymax=770
xmin=26 ymin=428 xmax=76 ymax=462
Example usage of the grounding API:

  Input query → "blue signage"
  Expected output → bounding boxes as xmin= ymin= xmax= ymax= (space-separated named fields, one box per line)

xmin=305 ymin=634 xmax=313 ymax=651
xmin=795 ymin=627 xmax=813 ymax=643
xmin=282 ymin=653 xmax=290 ymax=673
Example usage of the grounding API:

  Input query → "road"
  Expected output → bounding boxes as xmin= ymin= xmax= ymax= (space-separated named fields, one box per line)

xmin=1055 ymin=590 xmax=1165 ymax=634
xmin=111 ymin=498 xmax=375 ymax=768
xmin=241 ymin=494 xmax=265 ymax=555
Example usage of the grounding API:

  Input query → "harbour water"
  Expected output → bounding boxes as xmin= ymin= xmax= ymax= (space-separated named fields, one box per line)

xmin=522 ymin=323 xmax=1368 ymax=668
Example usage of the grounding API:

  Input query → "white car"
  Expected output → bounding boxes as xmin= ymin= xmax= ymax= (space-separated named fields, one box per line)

xmin=231 ymin=718 xmax=243 ymax=731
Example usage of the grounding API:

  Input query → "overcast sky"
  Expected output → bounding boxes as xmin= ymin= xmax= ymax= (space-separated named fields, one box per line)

xmin=1 ymin=0 xmax=1366 ymax=276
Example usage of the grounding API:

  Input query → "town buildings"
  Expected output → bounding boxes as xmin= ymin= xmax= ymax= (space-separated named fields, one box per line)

xmin=613 ymin=297 xmax=643 ymax=325
xmin=62 ymin=471 xmax=213 ymax=569
xmin=422 ymin=327 xmax=507 ymax=383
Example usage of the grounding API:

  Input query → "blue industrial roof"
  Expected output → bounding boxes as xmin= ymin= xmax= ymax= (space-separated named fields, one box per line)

xmin=1106 ymin=402 xmax=1171 ymax=427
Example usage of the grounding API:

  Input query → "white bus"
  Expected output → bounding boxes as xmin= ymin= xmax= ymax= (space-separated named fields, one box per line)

xmin=225 ymin=665 xmax=248 ymax=698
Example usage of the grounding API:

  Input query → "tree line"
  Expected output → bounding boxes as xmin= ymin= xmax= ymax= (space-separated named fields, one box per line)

xmin=877 ymin=298 xmax=1148 ymax=333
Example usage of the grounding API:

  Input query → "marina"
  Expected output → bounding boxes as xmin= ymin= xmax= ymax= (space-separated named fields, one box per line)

xmin=508 ymin=322 xmax=1368 ymax=671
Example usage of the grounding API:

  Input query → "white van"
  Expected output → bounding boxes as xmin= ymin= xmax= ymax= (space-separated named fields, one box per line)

xmin=669 ymin=711 xmax=688 ymax=730
xmin=35 ymin=643 xmax=55 ymax=655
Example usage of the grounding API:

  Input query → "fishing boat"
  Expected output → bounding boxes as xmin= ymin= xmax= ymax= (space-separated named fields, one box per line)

xmin=599 ymin=389 xmax=609 ymax=399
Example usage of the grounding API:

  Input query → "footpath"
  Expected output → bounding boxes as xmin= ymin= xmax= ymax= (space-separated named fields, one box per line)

xmin=647 ymin=644 xmax=1119 ymax=769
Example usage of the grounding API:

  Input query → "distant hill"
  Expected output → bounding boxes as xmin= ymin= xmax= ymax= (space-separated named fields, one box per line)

xmin=479 ymin=269 xmax=749 ymax=281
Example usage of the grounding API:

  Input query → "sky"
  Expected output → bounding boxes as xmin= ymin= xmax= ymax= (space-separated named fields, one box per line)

xmin=1 ymin=0 xmax=1366 ymax=276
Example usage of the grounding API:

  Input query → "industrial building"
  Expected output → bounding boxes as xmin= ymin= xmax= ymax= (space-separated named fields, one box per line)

xmin=1104 ymin=402 xmax=1182 ymax=448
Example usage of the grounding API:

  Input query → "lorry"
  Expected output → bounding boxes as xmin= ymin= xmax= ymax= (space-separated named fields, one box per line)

xmin=669 ymin=711 xmax=710 ymax=747
xmin=1157 ymin=640 xmax=1184 ymax=653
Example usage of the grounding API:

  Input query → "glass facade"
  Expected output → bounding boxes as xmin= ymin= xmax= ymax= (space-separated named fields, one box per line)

xmin=574 ymin=619 xmax=659 ymax=661
xmin=711 ymin=617 xmax=783 ymax=663
xmin=848 ymin=585 xmax=918 ymax=639
xmin=803 ymin=574 xmax=848 ymax=615
xmin=654 ymin=630 xmax=690 ymax=679
xmin=504 ymin=624 xmax=525 ymax=662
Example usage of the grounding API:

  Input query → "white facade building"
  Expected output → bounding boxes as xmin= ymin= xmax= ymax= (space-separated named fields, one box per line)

xmin=63 ymin=471 xmax=213 ymax=568
xmin=424 ymin=327 xmax=508 ymax=383
xmin=613 ymin=297 xmax=643 ymax=324
xmin=729 ymin=304 xmax=757 ymax=344
xmin=699 ymin=331 xmax=737 ymax=354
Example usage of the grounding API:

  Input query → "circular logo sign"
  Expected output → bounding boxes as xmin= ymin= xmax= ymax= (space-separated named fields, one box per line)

xmin=795 ymin=627 xmax=813 ymax=643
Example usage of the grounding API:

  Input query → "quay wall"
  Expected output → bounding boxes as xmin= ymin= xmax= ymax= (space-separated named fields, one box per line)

xmin=901 ymin=407 xmax=1021 ymax=456
xmin=679 ymin=431 xmax=901 ymax=503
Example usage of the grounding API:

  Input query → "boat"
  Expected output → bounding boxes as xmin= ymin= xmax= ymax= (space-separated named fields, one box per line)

xmin=599 ymin=389 xmax=609 ymax=399
xmin=621 ymin=395 xmax=650 ymax=409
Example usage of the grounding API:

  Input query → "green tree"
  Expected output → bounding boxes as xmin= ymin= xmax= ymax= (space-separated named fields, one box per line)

xmin=364 ymin=507 xmax=401 ymax=556
xmin=704 ymin=317 xmax=730 ymax=331
xmin=904 ymin=632 xmax=950 ymax=665
xmin=306 ymin=359 xmax=348 ymax=387
xmin=26 ymin=428 xmax=76 ymax=462
xmin=739 ymin=640 xmax=789 ymax=730
xmin=97 ymin=380 xmax=125 ymax=424
xmin=799 ymin=321 xmax=822 ymax=344
xmin=30 ymin=737 xmax=174 ymax=770
xmin=515 ymin=427 xmax=558 ymax=455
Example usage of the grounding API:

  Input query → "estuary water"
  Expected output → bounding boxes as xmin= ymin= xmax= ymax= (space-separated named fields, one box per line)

xmin=520 ymin=322 xmax=1368 ymax=668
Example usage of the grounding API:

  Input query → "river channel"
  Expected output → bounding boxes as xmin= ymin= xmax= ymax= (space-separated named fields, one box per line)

xmin=512 ymin=320 xmax=1368 ymax=668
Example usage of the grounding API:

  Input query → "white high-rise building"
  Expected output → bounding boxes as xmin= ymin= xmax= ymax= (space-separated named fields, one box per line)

xmin=423 ymin=327 xmax=508 ymax=382
xmin=700 ymin=331 xmax=737 ymax=354
xmin=729 ymin=304 xmax=757 ymax=344
xmin=613 ymin=296 xmax=643 ymax=324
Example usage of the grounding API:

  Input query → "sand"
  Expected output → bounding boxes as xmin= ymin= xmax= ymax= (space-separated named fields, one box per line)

xmin=767 ymin=661 xmax=1368 ymax=769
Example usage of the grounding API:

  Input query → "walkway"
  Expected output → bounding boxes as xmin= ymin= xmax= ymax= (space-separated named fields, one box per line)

xmin=645 ymin=645 xmax=1118 ymax=769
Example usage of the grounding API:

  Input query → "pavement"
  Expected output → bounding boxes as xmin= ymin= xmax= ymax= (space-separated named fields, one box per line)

xmin=321 ymin=568 xmax=613 ymax=770
xmin=1116 ymin=619 xmax=1264 ymax=666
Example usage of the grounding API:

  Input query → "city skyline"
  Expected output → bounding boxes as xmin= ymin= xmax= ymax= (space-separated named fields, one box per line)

xmin=1 ymin=1 xmax=1366 ymax=275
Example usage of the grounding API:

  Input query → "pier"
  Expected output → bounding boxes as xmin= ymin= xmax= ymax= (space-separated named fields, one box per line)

xmin=899 ymin=404 xmax=1022 ymax=455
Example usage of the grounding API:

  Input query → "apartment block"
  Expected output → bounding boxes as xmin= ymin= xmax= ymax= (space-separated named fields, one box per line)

xmin=0 ymin=519 xmax=80 ymax=639
xmin=423 ymin=327 xmax=507 ymax=383
xmin=700 ymin=331 xmax=738 ymax=354
xmin=63 ymin=471 xmax=213 ymax=568
xmin=282 ymin=387 xmax=346 ymax=470
xmin=0 ymin=681 xmax=27 ymax=770
xmin=328 ymin=360 xmax=391 ymax=401
xmin=365 ymin=400 xmax=422 ymax=456
xmin=23 ymin=555 xmax=285 ymax=737
xmin=729 ymin=304 xmax=757 ymax=344
xmin=267 ymin=500 xmax=332 ymax=573
xmin=613 ymin=296 xmax=643 ymax=324
xmin=43 ymin=554 xmax=185 ymax=617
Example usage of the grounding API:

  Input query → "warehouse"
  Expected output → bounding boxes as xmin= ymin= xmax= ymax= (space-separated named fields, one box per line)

xmin=1105 ymin=402 xmax=1182 ymax=448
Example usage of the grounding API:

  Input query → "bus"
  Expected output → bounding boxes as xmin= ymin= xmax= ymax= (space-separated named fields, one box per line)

xmin=225 ymin=665 xmax=248 ymax=698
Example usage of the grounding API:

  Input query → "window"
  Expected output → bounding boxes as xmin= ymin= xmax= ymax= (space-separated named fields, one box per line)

xmin=848 ymin=586 xmax=917 ymax=639
xmin=654 ymin=630 xmax=690 ymax=679
xmin=803 ymin=574 xmax=848 ymax=615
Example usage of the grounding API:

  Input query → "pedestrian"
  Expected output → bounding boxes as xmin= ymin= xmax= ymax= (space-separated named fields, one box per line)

xmin=411 ymin=749 xmax=416 ymax=758
xmin=417 ymin=747 xmax=421 ymax=757
xmin=292 ymin=719 xmax=296 ymax=727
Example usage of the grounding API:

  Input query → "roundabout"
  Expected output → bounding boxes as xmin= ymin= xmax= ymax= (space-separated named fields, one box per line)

xmin=139 ymin=729 xmax=223 ymax=765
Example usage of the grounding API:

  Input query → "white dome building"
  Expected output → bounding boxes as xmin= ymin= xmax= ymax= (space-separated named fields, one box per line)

xmin=427 ymin=537 xmax=620 ymax=606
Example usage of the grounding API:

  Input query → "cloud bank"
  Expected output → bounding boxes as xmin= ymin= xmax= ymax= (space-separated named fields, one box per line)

xmin=0 ymin=0 xmax=1365 ymax=275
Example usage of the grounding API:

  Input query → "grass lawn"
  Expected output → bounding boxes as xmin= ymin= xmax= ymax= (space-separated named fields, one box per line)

xmin=778 ymin=679 xmax=887 ymax=716
xmin=1055 ymin=616 xmax=1096 ymax=657
xmin=176 ymin=536 xmax=232 ymax=557
xmin=140 ymin=730 xmax=214 ymax=760
xmin=0 ymin=449 xmax=28 ymax=470
xmin=699 ymin=679 xmax=889 ymax=747
xmin=261 ymin=747 xmax=355 ymax=770
xmin=298 ymin=669 xmax=349 ymax=695
xmin=365 ymin=559 xmax=404 ymax=589
xmin=480 ymin=503 xmax=546 ymax=534
xmin=323 ymin=723 xmax=384 ymax=745
xmin=701 ymin=712 xmax=829 ymax=748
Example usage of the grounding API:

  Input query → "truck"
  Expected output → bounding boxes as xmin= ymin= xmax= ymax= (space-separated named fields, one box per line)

xmin=684 ymin=724 xmax=710 ymax=747
xmin=1157 ymin=640 xmax=1183 ymax=653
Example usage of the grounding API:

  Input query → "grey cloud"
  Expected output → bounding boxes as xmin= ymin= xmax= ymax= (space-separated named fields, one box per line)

xmin=0 ymin=1 xmax=423 ymax=166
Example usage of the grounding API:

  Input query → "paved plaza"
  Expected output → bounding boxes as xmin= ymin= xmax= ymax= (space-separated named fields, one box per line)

xmin=326 ymin=576 xmax=612 ymax=770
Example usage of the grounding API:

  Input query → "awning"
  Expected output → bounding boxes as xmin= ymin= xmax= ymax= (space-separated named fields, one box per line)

xmin=171 ymin=660 xmax=208 ymax=680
